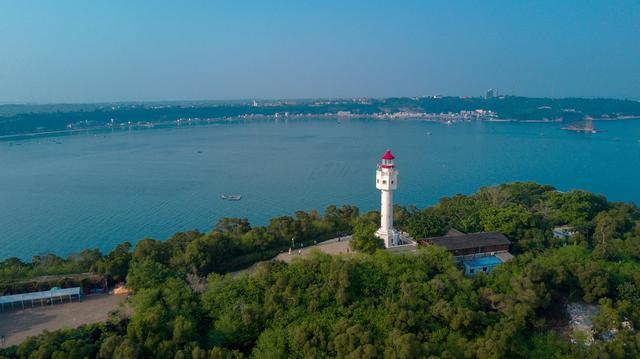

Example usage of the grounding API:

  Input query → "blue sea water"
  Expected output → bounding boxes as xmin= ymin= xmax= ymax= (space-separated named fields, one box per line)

xmin=1 ymin=118 xmax=640 ymax=260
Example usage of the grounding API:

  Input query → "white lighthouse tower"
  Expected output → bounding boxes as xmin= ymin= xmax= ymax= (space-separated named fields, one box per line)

xmin=375 ymin=150 xmax=400 ymax=248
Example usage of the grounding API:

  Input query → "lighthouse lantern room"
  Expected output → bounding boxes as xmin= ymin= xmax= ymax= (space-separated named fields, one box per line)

xmin=375 ymin=150 xmax=400 ymax=247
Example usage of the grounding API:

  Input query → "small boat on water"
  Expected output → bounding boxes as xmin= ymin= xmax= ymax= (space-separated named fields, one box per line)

xmin=221 ymin=194 xmax=242 ymax=201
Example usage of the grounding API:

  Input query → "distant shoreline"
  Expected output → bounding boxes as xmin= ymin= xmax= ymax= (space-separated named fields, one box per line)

xmin=2 ymin=96 xmax=640 ymax=140
xmin=2 ymin=114 xmax=640 ymax=142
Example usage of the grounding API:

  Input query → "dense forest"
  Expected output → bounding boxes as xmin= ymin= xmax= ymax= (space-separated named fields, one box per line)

xmin=2 ymin=96 xmax=640 ymax=137
xmin=3 ymin=182 xmax=640 ymax=358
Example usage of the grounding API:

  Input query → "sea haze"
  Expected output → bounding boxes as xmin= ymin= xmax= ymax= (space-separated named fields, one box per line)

xmin=1 ymin=118 xmax=640 ymax=260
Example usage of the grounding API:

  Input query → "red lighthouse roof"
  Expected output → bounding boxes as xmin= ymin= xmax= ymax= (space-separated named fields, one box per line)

xmin=381 ymin=150 xmax=395 ymax=160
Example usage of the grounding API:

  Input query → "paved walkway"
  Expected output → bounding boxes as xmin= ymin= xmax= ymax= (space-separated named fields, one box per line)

xmin=0 ymin=293 xmax=125 ymax=348
xmin=229 ymin=236 xmax=353 ymax=277
xmin=274 ymin=236 xmax=353 ymax=263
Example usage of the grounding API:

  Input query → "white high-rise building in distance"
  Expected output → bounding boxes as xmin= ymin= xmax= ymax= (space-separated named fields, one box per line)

xmin=375 ymin=150 xmax=400 ymax=248
xmin=485 ymin=88 xmax=498 ymax=99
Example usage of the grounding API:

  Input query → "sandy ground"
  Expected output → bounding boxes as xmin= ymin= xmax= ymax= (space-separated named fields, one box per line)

xmin=0 ymin=293 xmax=126 ymax=348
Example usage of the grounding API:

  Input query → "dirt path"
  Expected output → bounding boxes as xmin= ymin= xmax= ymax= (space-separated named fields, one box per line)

xmin=0 ymin=293 xmax=126 ymax=348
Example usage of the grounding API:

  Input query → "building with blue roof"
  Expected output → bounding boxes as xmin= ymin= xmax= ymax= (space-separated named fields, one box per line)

xmin=420 ymin=229 xmax=514 ymax=276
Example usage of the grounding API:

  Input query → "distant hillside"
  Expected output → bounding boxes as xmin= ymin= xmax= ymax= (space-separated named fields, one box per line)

xmin=1 ymin=96 xmax=639 ymax=138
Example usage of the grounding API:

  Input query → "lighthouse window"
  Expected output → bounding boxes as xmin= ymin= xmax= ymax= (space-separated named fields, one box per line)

xmin=382 ymin=180 xmax=387 ymax=184
xmin=391 ymin=180 xmax=394 ymax=184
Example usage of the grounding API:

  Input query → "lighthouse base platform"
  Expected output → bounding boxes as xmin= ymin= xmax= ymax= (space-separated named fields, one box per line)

xmin=375 ymin=228 xmax=417 ymax=250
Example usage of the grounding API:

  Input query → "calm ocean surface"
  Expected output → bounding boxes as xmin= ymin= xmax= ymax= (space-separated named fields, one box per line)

xmin=2 ymin=118 xmax=640 ymax=260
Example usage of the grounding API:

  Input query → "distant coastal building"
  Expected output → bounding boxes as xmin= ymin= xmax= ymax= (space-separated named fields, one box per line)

xmin=561 ymin=117 xmax=599 ymax=133
xmin=420 ymin=230 xmax=513 ymax=276
xmin=485 ymin=88 xmax=498 ymax=99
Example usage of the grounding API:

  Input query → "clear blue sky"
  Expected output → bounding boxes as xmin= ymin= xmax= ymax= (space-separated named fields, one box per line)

xmin=0 ymin=0 xmax=638 ymax=103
